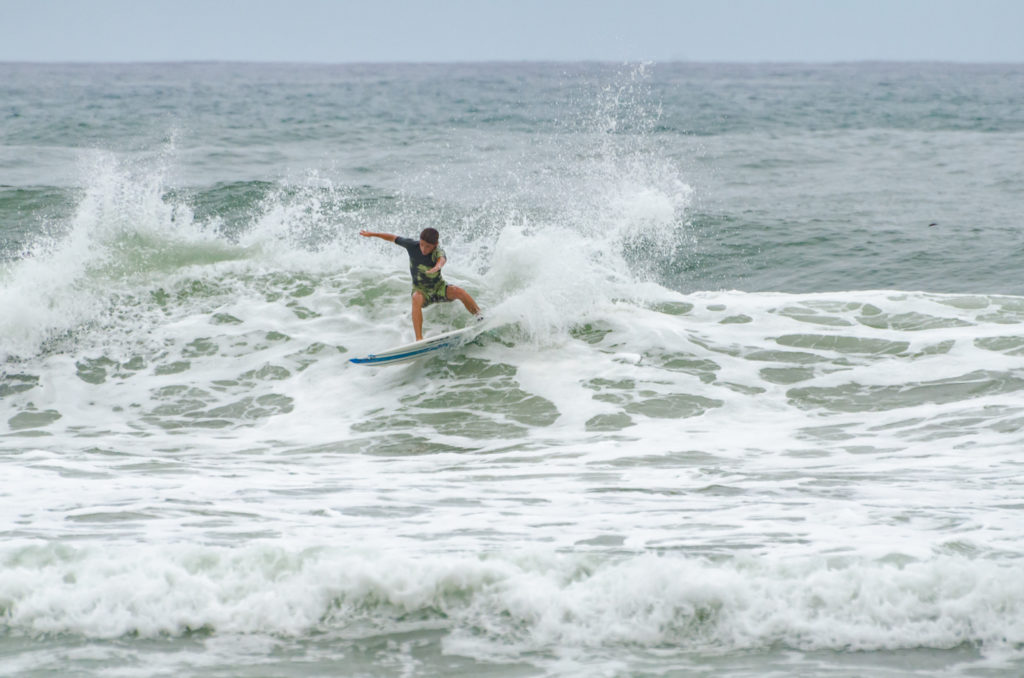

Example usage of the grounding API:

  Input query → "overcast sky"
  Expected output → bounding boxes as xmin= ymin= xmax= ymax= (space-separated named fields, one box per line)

xmin=1 ymin=0 xmax=1022 ymax=63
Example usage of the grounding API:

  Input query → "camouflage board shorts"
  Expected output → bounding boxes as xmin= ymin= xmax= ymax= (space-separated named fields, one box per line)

xmin=414 ymin=280 xmax=451 ymax=308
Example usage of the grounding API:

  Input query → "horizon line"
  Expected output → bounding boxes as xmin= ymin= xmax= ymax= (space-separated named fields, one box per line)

xmin=2 ymin=58 xmax=1022 ymax=67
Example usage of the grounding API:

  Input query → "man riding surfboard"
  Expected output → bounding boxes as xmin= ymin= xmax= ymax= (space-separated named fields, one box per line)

xmin=359 ymin=228 xmax=482 ymax=340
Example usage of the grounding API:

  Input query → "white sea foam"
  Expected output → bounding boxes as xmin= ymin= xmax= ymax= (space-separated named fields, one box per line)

xmin=5 ymin=60 xmax=1024 ymax=678
xmin=2 ymin=119 xmax=1024 ymax=678
xmin=2 ymin=542 xmax=1021 ymax=660
xmin=0 ymin=152 xmax=239 ymax=361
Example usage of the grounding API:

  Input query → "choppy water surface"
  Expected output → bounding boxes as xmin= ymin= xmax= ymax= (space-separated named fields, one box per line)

xmin=2 ymin=62 xmax=1023 ymax=677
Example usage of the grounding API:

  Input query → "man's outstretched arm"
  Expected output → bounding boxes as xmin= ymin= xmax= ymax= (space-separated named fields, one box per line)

xmin=359 ymin=230 xmax=397 ymax=242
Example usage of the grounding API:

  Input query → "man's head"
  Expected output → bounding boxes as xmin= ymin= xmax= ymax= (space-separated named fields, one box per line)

xmin=419 ymin=228 xmax=439 ymax=254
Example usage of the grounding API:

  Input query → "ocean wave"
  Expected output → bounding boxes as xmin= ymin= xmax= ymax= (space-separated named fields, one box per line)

xmin=1 ymin=542 xmax=1021 ymax=658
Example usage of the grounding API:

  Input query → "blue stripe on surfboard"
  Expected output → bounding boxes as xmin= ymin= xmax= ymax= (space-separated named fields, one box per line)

xmin=348 ymin=339 xmax=458 ymax=365
xmin=349 ymin=323 xmax=487 ymax=366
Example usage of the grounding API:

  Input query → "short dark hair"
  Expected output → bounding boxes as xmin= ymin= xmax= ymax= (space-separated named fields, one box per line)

xmin=420 ymin=228 xmax=439 ymax=245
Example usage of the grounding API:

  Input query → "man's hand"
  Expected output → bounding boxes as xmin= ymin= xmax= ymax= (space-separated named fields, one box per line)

xmin=427 ymin=256 xmax=446 ymax=274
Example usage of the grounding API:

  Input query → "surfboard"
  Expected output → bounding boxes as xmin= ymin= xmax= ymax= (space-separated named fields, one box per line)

xmin=349 ymin=323 xmax=486 ymax=366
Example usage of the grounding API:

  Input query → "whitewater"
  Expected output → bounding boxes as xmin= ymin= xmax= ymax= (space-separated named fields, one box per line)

xmin=2 ymin=62 xmax=1023 ymax=677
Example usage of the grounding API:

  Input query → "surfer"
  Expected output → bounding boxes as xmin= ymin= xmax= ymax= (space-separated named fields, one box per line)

xmin=359 ymin=228 xmax=482 ymax=340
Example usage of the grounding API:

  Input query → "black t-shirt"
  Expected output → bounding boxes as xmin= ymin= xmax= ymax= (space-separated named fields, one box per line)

xmin=395 ymin=236 xmax=446 ymax=291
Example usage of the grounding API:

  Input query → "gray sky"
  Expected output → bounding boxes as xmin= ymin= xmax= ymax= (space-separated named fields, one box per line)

xmin=2 ymin=0 xmax=1022 ymax=63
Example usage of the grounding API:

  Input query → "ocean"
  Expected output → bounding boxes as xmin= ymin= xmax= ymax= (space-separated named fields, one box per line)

xmin=1 ymin=61 xmax=1023 ymax=677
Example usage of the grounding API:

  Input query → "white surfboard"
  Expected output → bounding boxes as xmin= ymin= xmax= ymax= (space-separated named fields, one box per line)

xmin=349 ymin=322 xmax=486 ymax=366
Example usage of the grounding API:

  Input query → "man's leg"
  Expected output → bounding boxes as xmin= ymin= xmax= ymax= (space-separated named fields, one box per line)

xmin=446 ymin=285 xmax=480 ymax=316
xmin=411 ymin=291 xmax=425 ymax=340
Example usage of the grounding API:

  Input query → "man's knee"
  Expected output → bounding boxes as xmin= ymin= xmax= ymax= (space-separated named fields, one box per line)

xmin=412 ymin=291 xmax=425 ymax=307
